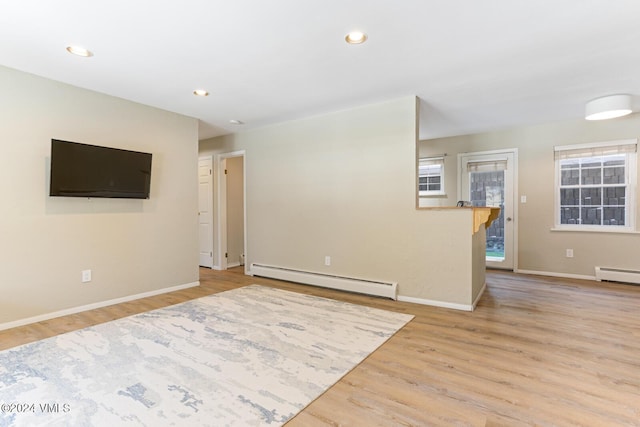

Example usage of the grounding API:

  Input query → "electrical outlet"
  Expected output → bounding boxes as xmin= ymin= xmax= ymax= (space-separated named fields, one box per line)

xmin=521 ymin=195 xmax=527 ymax=203
xmin=82 ymin=269 xmax=92 ymax=283
xmin=324 ymin=256 xmax=331 ymax=266
xmin=566 ymin=249 xmax=574 ymax=258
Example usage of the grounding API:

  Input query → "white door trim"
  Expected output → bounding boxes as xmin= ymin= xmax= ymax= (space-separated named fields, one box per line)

xmin=216 ymin=150 xmax=247 ymax=273
xmin=458 ymin=148 xmax=518 ymax=271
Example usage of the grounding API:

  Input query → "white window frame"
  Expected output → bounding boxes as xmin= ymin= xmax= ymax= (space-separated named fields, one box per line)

xmin=418 ymin=156 xmax=445 ymax=197
xmin=553 ymin=139 xmax=637 ymax=232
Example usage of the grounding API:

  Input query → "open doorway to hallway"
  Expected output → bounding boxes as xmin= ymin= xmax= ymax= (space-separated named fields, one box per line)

xmin=217 ymin=151 xmax=247 ymax=272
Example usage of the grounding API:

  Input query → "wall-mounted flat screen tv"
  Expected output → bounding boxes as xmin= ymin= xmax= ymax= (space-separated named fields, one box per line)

xmin=49 ymin=139 xmax=152 ymax=199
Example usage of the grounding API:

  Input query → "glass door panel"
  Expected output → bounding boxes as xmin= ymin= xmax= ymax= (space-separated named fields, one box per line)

xmin=469 ymin=170 xmax=505 ymax=261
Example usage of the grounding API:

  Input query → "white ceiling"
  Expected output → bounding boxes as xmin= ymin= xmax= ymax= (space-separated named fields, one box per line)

xmin=2 ymin=0 xmax=640 ymax=141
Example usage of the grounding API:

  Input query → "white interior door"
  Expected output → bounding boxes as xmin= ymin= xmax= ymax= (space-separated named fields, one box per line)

xmin=198 ymin=156 xmax=213 ymax=268
xmin=459 ymin=150 xmax=516 ymax=270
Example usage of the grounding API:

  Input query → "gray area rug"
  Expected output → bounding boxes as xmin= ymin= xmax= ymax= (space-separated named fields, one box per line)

xmin=0 ymin=285 xmax=413 ymax=426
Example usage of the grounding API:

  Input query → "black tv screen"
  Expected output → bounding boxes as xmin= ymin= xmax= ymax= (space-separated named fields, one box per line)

xmin=49 ymin=139 xmax=152 ymax=199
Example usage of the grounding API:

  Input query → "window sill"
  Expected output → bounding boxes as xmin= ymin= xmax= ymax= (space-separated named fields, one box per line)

xmin=550 ymin=226 xmax=640 ymax=234
xmin=419 ymin=193 xmax=447 ymax=198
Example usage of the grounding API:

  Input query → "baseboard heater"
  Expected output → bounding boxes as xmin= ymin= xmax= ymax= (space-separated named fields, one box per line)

xmin=595 ymin=266 xmax=640 ymax=285
xmin=250 ymin=263 xmax=398 ymax=300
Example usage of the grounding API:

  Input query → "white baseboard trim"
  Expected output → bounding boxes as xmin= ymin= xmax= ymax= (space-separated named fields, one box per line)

xmin=515 ymin=269 xmax=596 ymax=281
xmin=227 ymin=262 xmax=241 ymax=268
xmin=0 ymin=281 xmax=200 ymax=332
xmin=472 ymin=282 xmax=487 ymax=309
xmin=397 ymin=295 xmax=474 ymax=312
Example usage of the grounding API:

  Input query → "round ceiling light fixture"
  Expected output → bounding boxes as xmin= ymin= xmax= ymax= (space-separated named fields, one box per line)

xmin=229 ymin=119 xmax=244 ymax=125
xmin=585 ymin=94 xmax=633 ymax=120
xmin=193 ymin=89 xmax=209 ymax=97
xmin=345 ymin=31 xmax=368 ymax=44
xmin=66 ymin=45 xmax=93 ymax=57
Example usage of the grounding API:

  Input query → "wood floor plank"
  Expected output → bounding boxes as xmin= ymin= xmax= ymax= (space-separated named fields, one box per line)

xmin=1 ymin=268 xmax=639 ymax=426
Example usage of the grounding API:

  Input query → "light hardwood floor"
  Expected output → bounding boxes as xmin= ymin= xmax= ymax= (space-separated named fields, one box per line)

xmin=1 ymin=269 xmax=639 ymax=426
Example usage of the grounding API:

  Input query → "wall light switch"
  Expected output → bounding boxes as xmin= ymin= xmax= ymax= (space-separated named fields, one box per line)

xmin=521 ymin=195 xmax=527 ymax=203
xmin=566 ymin=249 xmax=574 ymax=258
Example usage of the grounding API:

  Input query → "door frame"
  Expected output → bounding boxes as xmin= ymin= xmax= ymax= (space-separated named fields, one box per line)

xmin=457 ymin=148 xmax=518 ymax=270
xmin=216 ymin=150 xmax=247 ymax=273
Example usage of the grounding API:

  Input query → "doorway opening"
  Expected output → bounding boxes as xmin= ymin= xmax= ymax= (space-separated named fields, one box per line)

xmin=459 ymin=149 xmax=518 ymax=270
xmin=217 ymin=151 xmax=247 ymax=272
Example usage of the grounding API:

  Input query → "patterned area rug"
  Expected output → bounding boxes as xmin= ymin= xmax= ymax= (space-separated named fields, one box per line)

xmin=0 ymin=285 xmax=413 ymax=426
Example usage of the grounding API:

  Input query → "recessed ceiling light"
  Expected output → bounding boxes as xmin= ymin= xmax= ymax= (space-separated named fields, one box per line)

xmin=193 ymin=89 xmax=209 ymax=97
xmin=66 ymin=45 xmax=93 ymax=57
xmin=229 ymin=119 xmax=244 ymax=125
xmin=345 ymin=31 xmax=368 ymax=44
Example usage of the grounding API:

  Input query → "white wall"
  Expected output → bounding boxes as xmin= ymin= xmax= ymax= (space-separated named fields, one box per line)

xmin=201 ymin=96 xmax=481 ymax=307
xmin=0 ymin=65 xmax=200 ymax=326
xmin=419 ymin=115 xmax=640 ymax=278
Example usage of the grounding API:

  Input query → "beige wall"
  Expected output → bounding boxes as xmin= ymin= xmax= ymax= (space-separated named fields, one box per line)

xmin=472 ymin=226 xmax=487 ymax=300
xmin=419 ymin=115 xmax=640 ymax=278
xmin=0 ymin=66 xmax=199 ymax=325
xmin=201 ymin=96 xmax=482 ymax=307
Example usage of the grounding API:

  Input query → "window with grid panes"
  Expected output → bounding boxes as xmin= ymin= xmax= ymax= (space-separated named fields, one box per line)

xmin=555 ymin=140 xmax=637 ymax=230
xmin=418 ymin=157 xmax=444 ymax=196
